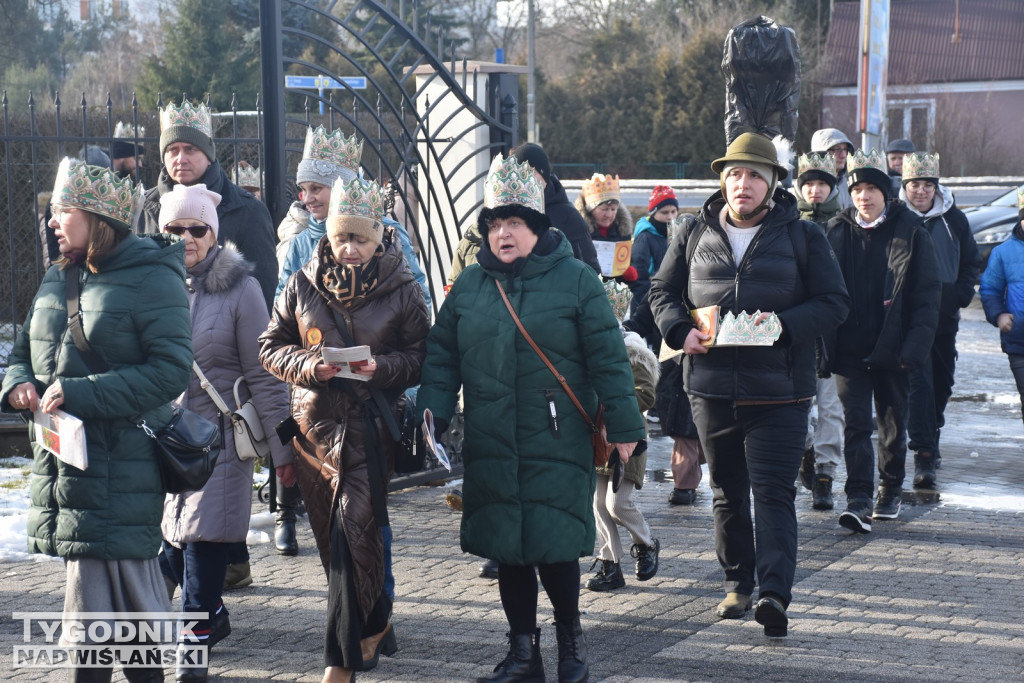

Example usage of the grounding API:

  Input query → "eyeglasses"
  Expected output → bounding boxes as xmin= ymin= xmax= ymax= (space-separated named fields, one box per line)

xmin=50 ymin=204 xmax=76 ymax=219
xmin=164 ymin=225 xmax=211 ymax=239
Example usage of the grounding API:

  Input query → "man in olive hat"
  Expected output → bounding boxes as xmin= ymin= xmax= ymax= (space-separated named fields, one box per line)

xmin=650 ymin=132 xmax=850 ymax=639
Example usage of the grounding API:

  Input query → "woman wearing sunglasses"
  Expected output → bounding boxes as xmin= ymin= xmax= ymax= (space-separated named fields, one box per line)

xmin=158 ymin=183 xmax=294 ymax=683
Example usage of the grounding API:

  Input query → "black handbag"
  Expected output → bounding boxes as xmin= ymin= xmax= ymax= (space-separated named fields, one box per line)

xmin=65 ymin=267 xmax=222 ymax=494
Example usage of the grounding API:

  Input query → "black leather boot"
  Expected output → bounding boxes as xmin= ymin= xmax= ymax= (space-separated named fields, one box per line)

xmin=554 ymin=616 xmax=588 ymax=683
xmin=73 ymin=667 xmax=113 ymax=683
xmin=275 ymin=480 xmax=300 ymax=556
xmin=477 ymin=629 xmax=544 ymax=683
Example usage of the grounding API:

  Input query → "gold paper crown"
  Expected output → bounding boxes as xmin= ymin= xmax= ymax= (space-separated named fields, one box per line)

xmin=1017 ymin=186 xmax=1024 ymax=212
xmin=52 ymin=157 xmax=141 ymax=230
xmin=114 ymin=121 xmax=145 ymax=138
xmin=234 ymin=164 xmax=262 ymax=188
xmin=582 ymin=173 xmax=620 ymax=209
xmin=484 ymin=154 xmax=544 ymax=213
xmin=797 ymin=152 xmax=836 ymax=178
xmin=329 ymin=176 xmax=385 ymax=222
xmin=303 ymin=125 xmax=362 ymax=172
xmin=901 ymin=152 xmax=940 ymax=181
xmin=847 ymin=149 xmax=887 ymax=174
xmin=160 ymin=101 xmax=212 ymax=138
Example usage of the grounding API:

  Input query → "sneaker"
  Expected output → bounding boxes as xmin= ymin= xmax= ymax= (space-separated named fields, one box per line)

xmin=479 ymin=558 xmax=499 ymax=579
xmin=811 ymin=474 xmax=834 ymax=510
xmin=913 ymin=451 xmax=937 ymax=489
xmin=631 ymin=539 xmax=660 ymax=581
xmin=754 ymin=595 xmax=788 ymax=637
xmin=873 ymin=486 xmax=902 ymax=520
xmin=798 ymin=448 xmax=815 ymax=490
xmin=585 ymin=559 xmax=626 ymax=591
xmin=839 ymin=500 xmax=872 ymax=533
xmin=668 ymin=488 xmax=696 ymax=505
xmin=646 ymin=408 xmax=660 ymax=423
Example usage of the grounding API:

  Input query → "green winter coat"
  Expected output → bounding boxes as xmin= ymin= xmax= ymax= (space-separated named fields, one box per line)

xmin=1 ymin=234 xmax=192 ymax=560
xmin=417 ymin=230 xmax=645 ymax=565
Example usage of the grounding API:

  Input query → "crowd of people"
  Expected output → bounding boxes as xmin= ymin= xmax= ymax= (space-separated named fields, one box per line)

xmin=4 ymin=100 xmax=1020 ymax=683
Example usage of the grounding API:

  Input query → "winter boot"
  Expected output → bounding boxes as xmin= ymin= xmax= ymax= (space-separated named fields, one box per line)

xmin=554 ymin=615 xmax=589 ymax=683
xmin=913 ymin=451 xmax=937 ymax=489
xmin=477 ymin=629 xmax=544 ymax=683
xmin=798 ymin=447 xmax=815 ymax=490
xmin=584 ymin=559 xmax=625 ymax=592
xmin=811 ymin=474 xmax=834 ymax=510
xmin=275 ymin=480 xmax=301 ymax=556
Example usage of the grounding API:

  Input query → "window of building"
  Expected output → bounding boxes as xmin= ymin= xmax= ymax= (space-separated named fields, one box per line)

xmin=887 ymin=100 xmax=934 ymax=150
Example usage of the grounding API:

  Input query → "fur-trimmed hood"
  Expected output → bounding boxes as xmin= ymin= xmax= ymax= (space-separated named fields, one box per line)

xmin=623 ymin=330 xmax=660 ymax=384
xmin=188 ymin=242 xmax=254 ymax=295
xmin=574 ymin=194 xmax=634 ymax=241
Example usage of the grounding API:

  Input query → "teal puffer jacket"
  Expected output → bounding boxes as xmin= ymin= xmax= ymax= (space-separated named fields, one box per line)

xmin=1 ymin=234 xmax=192 ymax=560
xmin=417 ymin=230 xmax=645 ymax=565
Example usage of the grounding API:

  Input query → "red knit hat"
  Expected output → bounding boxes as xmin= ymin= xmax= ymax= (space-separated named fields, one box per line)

xmin=648 ymin=185 xmax=678 ymax=213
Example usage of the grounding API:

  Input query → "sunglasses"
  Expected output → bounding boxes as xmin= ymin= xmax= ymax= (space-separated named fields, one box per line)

xmin=165 ymin=225 xmax=211 ymax=239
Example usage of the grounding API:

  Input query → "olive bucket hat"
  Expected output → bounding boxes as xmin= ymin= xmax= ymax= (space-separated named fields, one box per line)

xmin=713 ymin=133 xmax=789 ymax=220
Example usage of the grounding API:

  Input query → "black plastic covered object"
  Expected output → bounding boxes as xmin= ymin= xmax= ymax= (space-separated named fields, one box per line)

xmin=722 ymin=16 xmax=801 ymax=144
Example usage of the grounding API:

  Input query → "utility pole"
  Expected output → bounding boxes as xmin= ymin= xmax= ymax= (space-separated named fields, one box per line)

xmin=527 ymin=0 xmax=536 ymax=142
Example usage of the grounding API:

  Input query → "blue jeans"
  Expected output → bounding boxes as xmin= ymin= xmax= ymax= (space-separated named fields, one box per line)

xmin=690 ymin=398 xmax=809 ymax=606
xmin=383 ymin=524 xmax=394 ymax=601
xmin=160 ymin=540 xmax=229 ymax=638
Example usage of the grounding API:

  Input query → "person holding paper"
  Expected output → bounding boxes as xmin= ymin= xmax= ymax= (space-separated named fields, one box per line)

xmin=649 ymin=133 xmax=849 ymax=638
xmin=259 ymin=176 xmax=429 ymax=683
xmin=574 ymin=173 xmax=639 ymax=283
xmin=417 ymin=153 xmax=645 ymax=683
xmin=1 ymin=157 xmax=192 ymax=683
xmin=156 ymin=184 xmax=294 ymax=681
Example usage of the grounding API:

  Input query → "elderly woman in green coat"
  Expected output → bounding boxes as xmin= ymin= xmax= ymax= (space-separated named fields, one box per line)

xmin=1 ymin=158 xmax=192 ymax=683
xmin=417 ymin=154 xmax=645 ymax=683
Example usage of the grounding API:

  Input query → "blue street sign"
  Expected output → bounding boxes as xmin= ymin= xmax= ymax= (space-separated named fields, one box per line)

xmin=284 ymin=75 xmax=367 ymax=90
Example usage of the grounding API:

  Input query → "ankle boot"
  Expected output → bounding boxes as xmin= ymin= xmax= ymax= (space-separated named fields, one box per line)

xmin=477 ymin=629 xmax=544 ymax=683
xmin=554 ymin=616 xmax=588 ymax=683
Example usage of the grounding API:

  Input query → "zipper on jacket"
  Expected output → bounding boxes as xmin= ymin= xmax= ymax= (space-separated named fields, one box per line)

xmin=544 ymin=388 xmax=561 ymax=438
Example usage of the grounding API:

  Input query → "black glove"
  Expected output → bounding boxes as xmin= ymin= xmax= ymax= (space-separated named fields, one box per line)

xmin=433 ymin=417 xmax=449 ymax=442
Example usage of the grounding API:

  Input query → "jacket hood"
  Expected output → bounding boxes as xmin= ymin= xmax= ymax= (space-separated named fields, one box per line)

xmin=901 ymin=183 xmax=954 ymax=219
xmin=796 ymin=190 xmax=842 ymax=222
xmin=623 ymin=330 xmax=660 ymax=384
xmin=699 ymin=186 xmax=800 ymax=228
xmin=573 ymin=194 xmax=633 ymax=240
xmin=834 ymin=196 xmax=912 ymax=229
xmin=301 ymin=226 xmax=413 ymax=301
xmin=190 ymin=242 xmax=254 ymax=294
xmin=97 ymin=232 xmax=186 ymax=278
xmin=811 ymin=128 xmax=854 ymax=153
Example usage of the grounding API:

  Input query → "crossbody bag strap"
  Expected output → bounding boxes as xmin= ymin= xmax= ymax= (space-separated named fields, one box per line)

xmin=494 ymin=279 xmax=596 ymax=433
xmin=65 ymin=266 xmax=108 ymax=373
xmin=192 ymin=361 xmax=233 ymax=417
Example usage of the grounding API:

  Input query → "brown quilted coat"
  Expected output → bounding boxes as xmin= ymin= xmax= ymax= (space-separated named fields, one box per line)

xmin=258 ymin=228 xmax=429 ymax=621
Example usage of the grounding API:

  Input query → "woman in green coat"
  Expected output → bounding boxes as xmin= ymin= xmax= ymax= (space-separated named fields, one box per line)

xmin=1 ymin=158 xmax=192 ymax=683
xmin=417 ymin=154 xmax=645 ymax=683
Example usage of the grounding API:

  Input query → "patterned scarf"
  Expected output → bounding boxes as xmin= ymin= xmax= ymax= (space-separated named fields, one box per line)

xmin=319 ymin=237 xmax=382 ymax=306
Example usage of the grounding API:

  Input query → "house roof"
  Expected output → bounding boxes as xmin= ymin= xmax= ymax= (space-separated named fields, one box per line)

xmin=821 ymin=0 xmax=1024 ymax=86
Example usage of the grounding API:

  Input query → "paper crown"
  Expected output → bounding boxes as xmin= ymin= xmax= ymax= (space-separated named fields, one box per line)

xmin=603 ymin=280 xmax=632 ymax=321
xmin=797 ymin=152 xmax=837 ymax=178
xmin=160 ymin=101 xmax=212 ymax=138
xmin=233 ymin=164 xmax=262 ymax=188
xmin=114 ymin=121 xmax=145 ymax=138
xmin=303 ymin=125 xmax=362 ymax=172
xmin=1018 ymin=186 xmax=1024 ymax=212
xmin=716 ymin=311 xmax=783 ymax=346
xmin=582 ymin=173 xmax=620 ymax=210
xmin=847 ymin=149 xmax=887 ymax=175
xmin=52 ymin=157 xmax=141 ymax=232
xmin=329 ymin=176 xmax=384 ymax=222
xmin=902 ymin=152 xmax=940 ymax=181
xmin=484 ymin=153 xmax=544 ymax=214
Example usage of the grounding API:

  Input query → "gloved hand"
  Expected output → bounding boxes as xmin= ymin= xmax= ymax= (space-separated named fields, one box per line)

xmin=433 ymin=417 xmax=449 ymax=442
xmin=617 ymin=266 xmax=638 ymax=283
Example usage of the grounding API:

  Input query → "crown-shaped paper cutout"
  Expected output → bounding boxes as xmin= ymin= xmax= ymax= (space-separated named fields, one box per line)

xmin=160 ymin=101 xmax=212 ymax=138
xmin=1017 ymin=186 xmax=1024 ymax=212
xmin=797 ymin=152 xmax=836 ymax=178
xmin=52 ymin=157 xmax=141 ymax=227
xmin=303 ymin=125 xmax=362 ymax=172
xmin=847 ymin=149 xmax=887 ymax=174
xmin=234 ymin=164 xmax=262 ymax=188
xmin=114 ymin=121 xmax=145 ymax=138
xmin=716 ymin=311 xmax=782 ymax=346
xmin=329 ymin=176 xmax=385 ymax=222
xmin=582 ymin=173 xmax=621 ymax=206
xmin=603 ymin=280 xmax=632 ymax=321
xmin=484 ymin=154 xmax=544 ymax=213
xmin=901 ymin=152 xmax=940 ymax=180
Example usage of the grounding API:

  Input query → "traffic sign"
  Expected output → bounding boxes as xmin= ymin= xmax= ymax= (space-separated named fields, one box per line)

xmin=284 ymin=75 xmax=367 ymax=90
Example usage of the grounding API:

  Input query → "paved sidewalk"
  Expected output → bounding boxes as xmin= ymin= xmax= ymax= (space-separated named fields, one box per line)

xmin=2 ymin=302 xmax=1023 ymax=681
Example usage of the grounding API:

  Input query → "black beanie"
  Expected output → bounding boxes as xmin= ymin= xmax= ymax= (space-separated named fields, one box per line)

xmin=798 ymin=169 xmax=837 ymax=191
xmin=477 ymin=204 xmax=550 ymax=238
xmin=511 ymin=143 xmax=551 ymax=185
xmin=848 ymin=167 xmax=891 ymax=200
xmin=111 ymin=139 xmax=145 ymax=159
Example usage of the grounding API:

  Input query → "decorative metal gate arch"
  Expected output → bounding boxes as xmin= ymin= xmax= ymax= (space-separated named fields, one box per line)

xmin=259 ymin=0 xmax=522 ymax=311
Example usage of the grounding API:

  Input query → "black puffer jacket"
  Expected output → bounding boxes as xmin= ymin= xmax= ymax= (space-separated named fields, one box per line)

xmin=546 ymin=176 xmax=601 ymax=274
xmin=649 ymin=188 xmax=850 ymax=402
xmin=823 ymin=201 xmax=940 ymax=373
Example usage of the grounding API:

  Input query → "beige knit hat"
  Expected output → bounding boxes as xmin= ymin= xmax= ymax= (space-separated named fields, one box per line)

xmin=158 ymin=184 xmax=222 ymax=237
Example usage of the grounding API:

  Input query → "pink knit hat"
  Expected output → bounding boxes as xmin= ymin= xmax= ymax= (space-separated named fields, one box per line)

xmin=158 ymin=184 xmax=221 ymax=237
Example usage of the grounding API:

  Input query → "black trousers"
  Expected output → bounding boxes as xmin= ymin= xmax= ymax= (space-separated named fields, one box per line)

xmin=1008 ymin=354 xmax=1024 ymax=430
xmin=908 ymin=331 xmax=958 ymax=454
xmin=690 ymin=397 xmax=808 ymax=606
xmin=835 ymin=366 xmax=910 ymax=499
xmin=498 ymin=561 xmax=580 ymax=634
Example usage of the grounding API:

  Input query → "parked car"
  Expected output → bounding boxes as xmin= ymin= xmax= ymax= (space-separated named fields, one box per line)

xmin=966 ymin=185 xmax=1022 ymax=274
